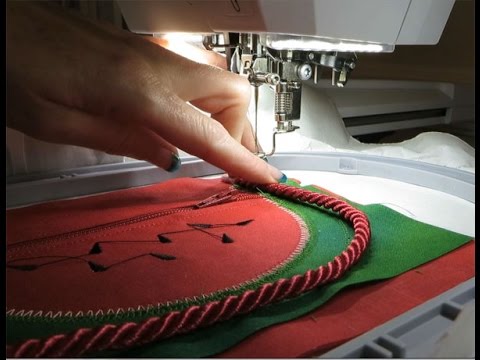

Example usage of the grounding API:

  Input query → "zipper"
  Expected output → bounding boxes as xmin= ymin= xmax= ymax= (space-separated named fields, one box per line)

xmin=194 ymin=187 xmax=252 ymax=208
xmin=7 ymin=187 xmax=260 ymax=252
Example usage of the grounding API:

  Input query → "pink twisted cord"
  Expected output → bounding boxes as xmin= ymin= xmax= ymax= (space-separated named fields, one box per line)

xmin=7 ymin=182 xmax=371 ymax=358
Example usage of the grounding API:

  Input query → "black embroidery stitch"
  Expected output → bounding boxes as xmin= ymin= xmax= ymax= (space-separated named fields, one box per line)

xmin=88 ymin=253 xmax=176 ymax=273
xmin=157 ymin=235 xmax=172 ymax=243
xmin=222 ymin=234 xmax=235 ymax=243
xmin=7 ymin=219 xmax=254 ymax=273
xmin=156 ymin=219 xmax=254 ymax=244
xmin=7 ymin=253 xmax=176 ymax=273
xmin=7 ymin=255 xmax=92 ymax=271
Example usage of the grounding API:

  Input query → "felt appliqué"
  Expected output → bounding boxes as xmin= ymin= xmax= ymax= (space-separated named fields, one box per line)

xmin=6 ymin=178 xmax=370 ymax=357
xmin=5 ymin=178 xmax=471 ymax=358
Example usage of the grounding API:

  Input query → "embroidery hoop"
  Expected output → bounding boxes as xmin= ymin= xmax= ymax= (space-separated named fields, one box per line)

xmin=7 ymin=181 xmax=371 ymax=358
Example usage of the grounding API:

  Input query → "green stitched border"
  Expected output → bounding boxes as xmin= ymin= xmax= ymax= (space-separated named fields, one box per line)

xmin=106 ymin=185 xmax=471 ymax=358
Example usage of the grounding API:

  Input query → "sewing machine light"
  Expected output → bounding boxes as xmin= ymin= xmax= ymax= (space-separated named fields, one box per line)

xmin=161 ymin=33 xmax=204 ymax=45
xmin=260 ymin=34 xmax=394 ymax=53
xmin=153 ymin=33 xmax=228 ymax=68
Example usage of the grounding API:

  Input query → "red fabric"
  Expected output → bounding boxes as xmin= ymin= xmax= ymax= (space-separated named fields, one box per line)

xmin=7 ymin=178 xmax=233 ymax=245
xmin=217 ymin=241 xmax=475 ymax=358
xmin=7 ymin=180 xmax=372 ymax=358
xmin=7 ymin=179 xmax=307 ymax=313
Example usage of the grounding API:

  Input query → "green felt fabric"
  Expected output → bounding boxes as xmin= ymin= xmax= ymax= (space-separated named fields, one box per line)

xmin=6 ymin=181 xmax=471 ymax=358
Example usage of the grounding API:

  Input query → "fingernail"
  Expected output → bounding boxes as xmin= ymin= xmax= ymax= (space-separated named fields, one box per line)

xmin=278 ymin=172 xmax=288 ymax=183
xmin=167 ymin=153 xmax=181 ymax=172
xmin=269 ymin=165 xmax=287 ymax=183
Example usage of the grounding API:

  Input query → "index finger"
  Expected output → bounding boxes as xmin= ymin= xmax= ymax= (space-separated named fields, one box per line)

xmin=146 ymin=94 xmax=283 ymax=184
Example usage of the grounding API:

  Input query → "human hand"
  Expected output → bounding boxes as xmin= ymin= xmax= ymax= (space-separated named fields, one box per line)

xmin=6 ymin=1 xmax=284 ymax=184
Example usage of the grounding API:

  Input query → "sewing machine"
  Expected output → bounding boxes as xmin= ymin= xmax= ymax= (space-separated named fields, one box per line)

xmin=6 ymin=0 xmax=474 ymax=357
xmin=116 ymin=0 xmax=462 ymax=157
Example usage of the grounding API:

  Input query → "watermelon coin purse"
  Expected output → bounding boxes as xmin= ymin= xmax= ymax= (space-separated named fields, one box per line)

xmin=6 ymin=178 xmax=471 ymax=357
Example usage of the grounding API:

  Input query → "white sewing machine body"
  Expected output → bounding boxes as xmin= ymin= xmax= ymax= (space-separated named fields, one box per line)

xmin=117 ymin=0 xmax=460 ymax=154
xmin=5 ymin=0 xmax=475 ymax=357
xmin=116 ymin=0 xmax=453 ymax=45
